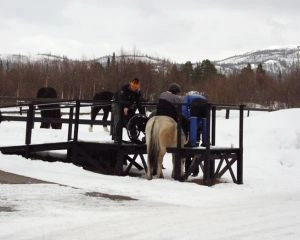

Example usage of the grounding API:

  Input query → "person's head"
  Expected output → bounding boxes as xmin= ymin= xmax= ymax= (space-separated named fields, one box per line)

xmin=129 ymin=78 xmax=140 ymax=92
xmin=168 ymin=83 xmax=181 ymax=95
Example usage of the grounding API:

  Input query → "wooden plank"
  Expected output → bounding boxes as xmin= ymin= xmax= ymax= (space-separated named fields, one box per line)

xmin=167 ymin=147 xmax=240 ymax=155
xmin=0 ymin=142 xmax=72 ymax=154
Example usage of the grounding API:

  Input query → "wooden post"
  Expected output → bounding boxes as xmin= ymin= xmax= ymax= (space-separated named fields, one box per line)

xmin=67 ymin=105 xmax=74 ymax=162
xmin=71 ymin=100 xmax=81 ymax=165
xmin=67 ymin=106 xmax=74 ymax=141
xmin=25 ymin=104 xmax=34 ymax=158
xmin=115 ymin=150 xmax=124 ymax=176
xmin=117 ymin=102 xmax=123 ymax=145
xmin=225 ymin=109 xmax=230 ymax=119
xmin=203 ymin=104 xmax=212 ymax=186
xmin=73 ymin=100 xmax=80 ymax=143
xmin=110 ymin=103 xmax=114 ymax=136
xmin=25 ymin=104 xmax=34 ymax=145
xmin=237 ymin=105 xmax=244 ymax=184
xmin=115 ymin=101 xmax=124 ymax=173
xmin=174 ymin=104 xmax=182 ymax=181
xmin=211 ymin=105 xmax=216 ymax=146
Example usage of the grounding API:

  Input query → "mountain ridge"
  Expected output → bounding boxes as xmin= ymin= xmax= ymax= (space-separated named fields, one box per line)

xmin=214 ymin=47 xmax=300 ymax=75
xmin=1 ymin=46 xmax=299 ymax=75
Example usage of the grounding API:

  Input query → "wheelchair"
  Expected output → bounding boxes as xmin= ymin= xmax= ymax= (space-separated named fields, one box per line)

xmin=125 ymin=114 xmax=148 ymax=144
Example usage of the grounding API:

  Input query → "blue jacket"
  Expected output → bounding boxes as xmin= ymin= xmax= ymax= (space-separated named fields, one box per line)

xmin=182 ymin=94 xmax=208 ymax=119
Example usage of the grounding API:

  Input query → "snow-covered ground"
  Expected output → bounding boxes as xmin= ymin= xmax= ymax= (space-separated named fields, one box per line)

xmin=0 ymin=108 xmax=299 ymax=240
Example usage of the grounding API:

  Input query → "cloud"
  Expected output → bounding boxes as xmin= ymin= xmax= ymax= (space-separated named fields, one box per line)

xmin=0 ymin=0 xmax=70 ymax=26
xmin=0 ymin=0 xmax=299 ymax=62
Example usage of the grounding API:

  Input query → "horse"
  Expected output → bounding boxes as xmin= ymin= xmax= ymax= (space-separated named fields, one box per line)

xmin=89 ymin=91 xmax=114 ymax=132
xmin=36 ymin=87 xmax=62 ymax=129
xmin=145 ymin=115 xmax=186 ymax=180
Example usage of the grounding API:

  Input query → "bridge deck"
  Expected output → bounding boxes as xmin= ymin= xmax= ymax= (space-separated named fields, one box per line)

xmin=167 ymin=146 xmax=242 ymax=185
xmin=0 ymin=141 xmax=147 ymax=176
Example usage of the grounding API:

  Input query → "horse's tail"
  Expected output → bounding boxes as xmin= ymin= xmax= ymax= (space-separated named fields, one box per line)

xmin=147 ymin=117 xmax=159 ymax=179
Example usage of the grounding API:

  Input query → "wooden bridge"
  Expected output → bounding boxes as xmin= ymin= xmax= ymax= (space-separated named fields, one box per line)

xmin=0 ymin=97 xmax=245 ymax=186
xmin=165 ymin=104 xmax=244 ymax=186
xmin=0 ymin=99 xmax=148 ymax=176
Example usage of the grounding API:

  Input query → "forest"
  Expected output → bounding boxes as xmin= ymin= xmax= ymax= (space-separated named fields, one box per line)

xmin=0 ymin=53 xmax=299 ymax=108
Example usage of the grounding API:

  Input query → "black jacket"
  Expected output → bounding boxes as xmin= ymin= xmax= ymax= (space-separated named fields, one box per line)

xmin=114 ymin=84 xmax=145 ymax=115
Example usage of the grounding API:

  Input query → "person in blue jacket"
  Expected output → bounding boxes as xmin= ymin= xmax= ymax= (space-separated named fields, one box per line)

xmin=182 ymin=91 xmax=209 ymax=176
xmin=182 ymin=91 xmax=208 ymax=142
xmin=182 ymin=91 xmax=208 ymax=120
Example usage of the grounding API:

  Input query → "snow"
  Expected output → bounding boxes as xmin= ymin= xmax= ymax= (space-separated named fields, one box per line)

xmin=0 ymin=108 xmax=300 ymax=239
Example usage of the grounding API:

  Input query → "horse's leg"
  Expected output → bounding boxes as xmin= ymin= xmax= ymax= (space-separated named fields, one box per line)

xmin=40 ymin=110 xmax=50 ymax=129
xmin=171 ymin=155 xmax=185 ymax=180
xmin=89 ymin=106 xmax=99 ymax=132
xmin=51 ymin=107 xmax=62 ymax=129
xmin=102 ymin=107 xmax=110 ymax=132
xmin=146 ymin=154 xmax=153 ymax=180
xmin=89 ymin=106 xmax=94 ymax=132
xmin=180 ymin=157 xmax=185 ymax=177
xmin=157 ymin=152 xmax=165 ymax=178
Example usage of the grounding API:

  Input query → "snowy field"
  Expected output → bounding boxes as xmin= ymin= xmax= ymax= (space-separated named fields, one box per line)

xmin=0 ymin=108 xmax=299 ymax=240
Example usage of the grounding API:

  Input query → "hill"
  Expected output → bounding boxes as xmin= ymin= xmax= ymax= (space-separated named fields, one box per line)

xmin=214 ymin=47 xmax=300 ymax=75
xmin=1 ymin=46 xmax=300 ymax=75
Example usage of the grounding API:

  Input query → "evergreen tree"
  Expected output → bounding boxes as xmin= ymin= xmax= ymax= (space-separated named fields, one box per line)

xmin=200 ymin=59 xmax=217 ymax=81
xmin=169 ymin=64 xmax=183 ymax=84
xmin=106 ymin=57 xmax=111 ymax=71
xmin=241 ymin=63 xmax=253 ymax=75
xmin=111 ymin=52 xmax=116 ymax=68
xmin=238 ymin=63 xmax=255 ymax=103
xmin=256 ymin=62 xmax=266 ymax=87
xmin=256 ymin=63 xmax=265 ymax=75
xmin=192 ymin=62 xmax=202 ymax=82
xmin=181 ymin=61 xmax=193 ymax=82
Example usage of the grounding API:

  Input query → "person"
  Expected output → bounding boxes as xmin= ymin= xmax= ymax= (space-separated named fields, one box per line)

xmin=156 ymin=83 xmax=189 ymax=139
xmin=112 ymin=78 xmax=145 ymax=142
xmin=182 ymin=91 xmax=208 ymax=120
xmin=182 ymin=91 xmax=209 ymax=176
xmin=183 ymin=91 xmax=209 ymax=147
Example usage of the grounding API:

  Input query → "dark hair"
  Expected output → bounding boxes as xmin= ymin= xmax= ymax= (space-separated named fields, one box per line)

xmin=168 ymin=83 xmax=181 ymax=94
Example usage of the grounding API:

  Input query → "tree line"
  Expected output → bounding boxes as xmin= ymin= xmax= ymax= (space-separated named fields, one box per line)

xmin=0 ymin=53 xmax=299 ymax=108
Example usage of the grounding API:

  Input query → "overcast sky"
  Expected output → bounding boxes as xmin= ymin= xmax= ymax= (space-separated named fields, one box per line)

xmin=0 ymin=0 xmax=299 ymax=63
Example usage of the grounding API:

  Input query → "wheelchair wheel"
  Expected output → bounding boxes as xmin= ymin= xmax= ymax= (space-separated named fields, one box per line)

xmin=126 ymin=114 xmax=148 ymax=144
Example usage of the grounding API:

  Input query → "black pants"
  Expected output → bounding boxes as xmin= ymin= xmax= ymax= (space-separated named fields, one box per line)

xmin=112 ymin=103 xmax=135 ymax=141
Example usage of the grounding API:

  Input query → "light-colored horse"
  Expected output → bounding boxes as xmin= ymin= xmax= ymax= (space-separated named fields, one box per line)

xmin=145 ymin=116 xmax=186 ymax=180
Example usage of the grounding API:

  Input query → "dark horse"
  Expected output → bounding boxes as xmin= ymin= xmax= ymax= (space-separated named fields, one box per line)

xmin=36 ymin=87 xmax=62 ymax=129
xmin=90 ymin=91 xmax=114 ymax=132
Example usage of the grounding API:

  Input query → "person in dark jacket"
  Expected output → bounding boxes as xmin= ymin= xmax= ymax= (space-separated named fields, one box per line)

xmin=156 ymin=83 xmax=189 ymax=139
xmin=112 ymin=78 xmax=145 ymax=142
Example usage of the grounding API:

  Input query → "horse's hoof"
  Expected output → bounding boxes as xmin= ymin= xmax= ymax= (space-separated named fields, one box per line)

xmin=179 ymin=176 xmax=185 ymax=182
